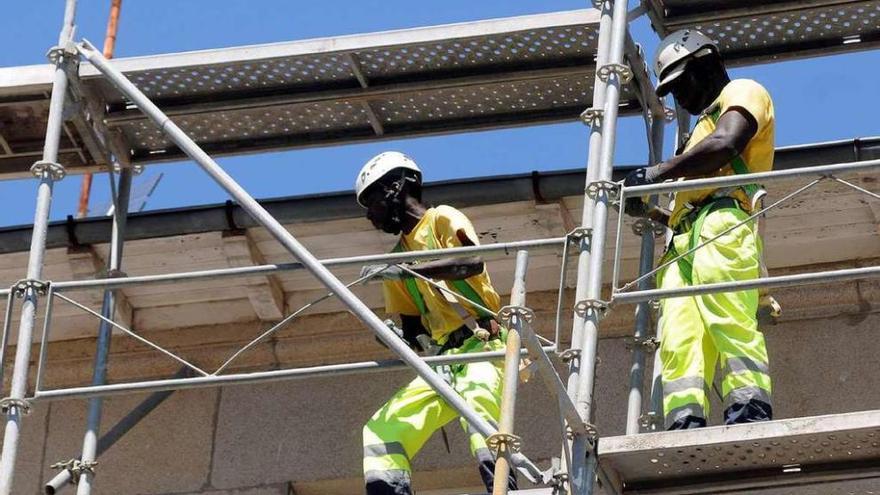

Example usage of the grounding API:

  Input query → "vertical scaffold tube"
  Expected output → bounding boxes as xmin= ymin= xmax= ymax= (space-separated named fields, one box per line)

xmin=569 ymin=0 xmax=632 ymax=493
xmin=625 ymin=115 xmax=664 ymax=435
xmin=76 ymin=168 xmax=133 ymax=495
xmin=76 ymin=40 xmax=545 ymax=480
xmin=0 ymin=2 xmax=77 ymax=493
xmin=493 ymin=251 xmax=528 ymax=495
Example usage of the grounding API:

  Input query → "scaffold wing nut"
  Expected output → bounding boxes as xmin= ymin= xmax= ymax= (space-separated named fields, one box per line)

xmin=579 ymin=107 xmax=604 ymax=127
xmin=557 ymin=348 xmax=581 ymax=364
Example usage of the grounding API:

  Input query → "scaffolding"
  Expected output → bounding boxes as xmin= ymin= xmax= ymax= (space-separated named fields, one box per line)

xmin=0 ymin=1 xmax=878 ymax=494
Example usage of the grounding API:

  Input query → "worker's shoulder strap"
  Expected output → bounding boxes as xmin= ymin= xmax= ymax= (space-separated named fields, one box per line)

xmin=708 ymin=106 xmax=758 ymax=198
xmin=392 ymin=224 xmax=492 ymax=319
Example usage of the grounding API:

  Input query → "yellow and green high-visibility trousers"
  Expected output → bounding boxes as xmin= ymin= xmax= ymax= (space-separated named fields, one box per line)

xmin=658 ymin=206 xmax=772 ymax=429
xmin=363 ymin=335 xmax=506 ymax=489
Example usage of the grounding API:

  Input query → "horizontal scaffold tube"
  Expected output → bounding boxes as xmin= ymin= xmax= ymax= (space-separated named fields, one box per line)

xmin=14 ymin=237 xmax=565 ymax=295
xmin=33 ymin=347 xmax=554 ymax=401
xmin=612 ymin=265 xmax=880 ymax=305
xmin=623 ymin=158 xmax=880 ymax=196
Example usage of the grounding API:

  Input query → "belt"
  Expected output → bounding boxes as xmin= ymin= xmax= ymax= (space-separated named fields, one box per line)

xmin=675 ymin=196 xmax=741 ymax=234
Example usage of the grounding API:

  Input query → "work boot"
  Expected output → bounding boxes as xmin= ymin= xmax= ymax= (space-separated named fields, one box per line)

xmin=666 ymin=415 xmax=707 ymax=430
xmin=365 ymin=470 xmax=413 ymax=495
xmin=725 ymin=399 xmax=772 ymax=425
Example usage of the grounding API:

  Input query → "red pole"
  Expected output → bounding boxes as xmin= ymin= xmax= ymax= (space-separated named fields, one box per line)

xmin=76 ymin=0 xmax=123 ymax=218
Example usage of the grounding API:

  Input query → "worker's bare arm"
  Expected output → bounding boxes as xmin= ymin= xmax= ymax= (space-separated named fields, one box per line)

xmin=654 ymin=107 xmax=757 ymax=180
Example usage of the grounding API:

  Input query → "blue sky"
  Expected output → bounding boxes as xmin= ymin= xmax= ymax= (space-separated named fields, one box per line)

xmin=0 ymin=1 xmax=876 ymax=227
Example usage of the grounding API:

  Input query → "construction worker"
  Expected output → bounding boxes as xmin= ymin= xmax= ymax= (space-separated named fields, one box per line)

xmin=624 ymin=30 xmax=773 ymax=430
xmin=355 ymin=151 xmax=517 ymax=495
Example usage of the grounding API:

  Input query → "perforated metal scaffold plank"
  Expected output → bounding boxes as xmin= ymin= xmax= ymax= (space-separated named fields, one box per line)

xmin=0 ymin=9 xmax=646 ymax=177
xmin=598 ymin=410 xmax=880 ymax=494
xmin=647 ymin=0 xmax=880 ymax=65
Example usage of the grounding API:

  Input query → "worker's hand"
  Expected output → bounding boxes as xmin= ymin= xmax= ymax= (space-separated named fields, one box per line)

xmin=359 ymin=263 xmax=410 ymax=282
xmin=622 ymin=166 xmax=661 ymax=217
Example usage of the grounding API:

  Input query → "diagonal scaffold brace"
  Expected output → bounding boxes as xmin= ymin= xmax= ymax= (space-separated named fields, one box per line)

xmin=74 ymin=39 xmax=547 ymax=483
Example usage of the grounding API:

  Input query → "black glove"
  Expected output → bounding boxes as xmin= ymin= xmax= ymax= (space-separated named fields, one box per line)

xmin=622 ymin=166 xmax=661 ymax=217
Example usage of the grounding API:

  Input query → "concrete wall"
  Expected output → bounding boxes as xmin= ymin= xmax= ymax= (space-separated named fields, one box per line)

xmin=3 ymin=302 xmax=879 ymax=494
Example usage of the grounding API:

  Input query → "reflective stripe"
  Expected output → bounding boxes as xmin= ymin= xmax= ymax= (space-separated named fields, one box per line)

xmin=665 ymin=403 xmax=706 ymax=428
xmin=364 ymin=442 xmax=408 ymax=459
xmin=662 ymin=376 xmax=706 ymax=396
xmin=724 ymin=356 xmax=770 ymax=376
xmin=722 ymin=369 xmax=772 ymax=397
xmin=724 ymin=385 xmax=772 ymax=409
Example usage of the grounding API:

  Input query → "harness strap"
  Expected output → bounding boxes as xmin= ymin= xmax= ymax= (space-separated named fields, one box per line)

xmin=709 ymin=107 xmax=759 ymax=200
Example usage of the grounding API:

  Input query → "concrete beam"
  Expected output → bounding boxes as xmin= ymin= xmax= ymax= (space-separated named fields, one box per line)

xmin=221 ymin=231 xmax=287 ymax=321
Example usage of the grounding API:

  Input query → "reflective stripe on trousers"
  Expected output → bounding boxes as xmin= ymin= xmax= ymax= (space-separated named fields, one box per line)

xmin=658 ymin=208 xmax=772 ymax=428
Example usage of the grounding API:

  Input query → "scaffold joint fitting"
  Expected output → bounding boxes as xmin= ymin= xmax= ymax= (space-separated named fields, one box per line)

xmin=566 ymin=422 xmax=599 ymax=444
xmin=557 ymin=348 xmax=581 ymax=364
xmin=585 ymin=180 xmax=620 ymax=201
xmin=566 ymin=226 xmax=592 ymax=245
xmin=631 ymin=217 xmax=667 ymax=238
xmin=486 ymin=432 xmax=523 ymax=455
xmin=12 ymin=279 xmax=50 ymax=298
xmin=46 ymin=42 xmax=79 ymax=65
xmin=579 ymin=107 xmax=604 ymax=126
xmin=31 ymin=160 xmax=67 ymax=181
xmin=498 ymin=305 xmax=535 ymax=325
xmin=51 ymin=459 xmax=98 ymax=484
xmin=574 ymin=298 xmax=609 ymax=318
xmin=0 ymin=397 xmax=32 ymax=416
xmin=597 ymin=63 xmax=633 ymax=84
xmin=663 ymin=106 xmax=676 ymax=122
xmin=625 ymin=336 xmax=660 ymax=352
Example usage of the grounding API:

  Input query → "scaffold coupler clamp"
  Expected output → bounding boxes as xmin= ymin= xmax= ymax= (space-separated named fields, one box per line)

xmin=597 ymin=63 xmax=634 ymax=84
xmin=0 ymin=397 xmax=32 ymax=416
xmin=498 ymin=305 xmax=535 ymax=326
xmin=46 ymin=41 xmax=79 ymax=65
xmin=31 ymin=160 xmax=67 ymax=181
xmin=585 ymin=180 xmax=620 ymax=202
xmin=625 ymin=336 xmax=660 ymax=353
xmin=566 ymin=422 xmax=599 ymax=446
xmin=546 ymin=457 xmax=569 ymax=490
xmin=574 ymin=298 xmax=609 ymax=320
xmin=579 ymin=107 xmax=604 ymax=127
xmin=663 ymin=106 xmax=677 ymax=122
xmin=487 ymin=432 xmax=523 ymax=456
xmin=51 ymin=459 xmax=98 ymax=484
xmin=557 ymin=348 xmax=580 ymax=364
xmin=566 ymin=226 xmax=593 ymax=252
xmin=631 ymin=217 xmax=666 ymax=238
xmin=12 ymin=279 xmax=50 ymax=298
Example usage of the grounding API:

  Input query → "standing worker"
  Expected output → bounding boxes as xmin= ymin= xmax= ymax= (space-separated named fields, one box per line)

xmin=355 ymin=151 xmax=517 ymax=494
xmin=624 ymin=30 xmax=774 ymax=430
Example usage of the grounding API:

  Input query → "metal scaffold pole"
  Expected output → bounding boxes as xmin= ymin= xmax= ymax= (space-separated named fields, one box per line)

xmin=568 ymin=0 xmax=631 ymax=492
xmin=75 ymin=167 xmax=133 ymax=494
xmin=0 ymin=1 xmax=77 ymax=493
xmin=76 ymin=40 xmax=545 ymax=481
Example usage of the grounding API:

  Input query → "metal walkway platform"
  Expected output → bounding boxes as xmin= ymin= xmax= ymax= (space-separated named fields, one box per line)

xmin=647 ymin=0 xmax=880 ymax=65
xmin=598 ymin=409 xmax=880 ymax=494
xmin=0 ymin=9 xmax=647 ymax=178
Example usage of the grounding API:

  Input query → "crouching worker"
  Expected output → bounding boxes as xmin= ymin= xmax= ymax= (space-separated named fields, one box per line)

xmin=355 ymin=151 xmax=517 ymax=495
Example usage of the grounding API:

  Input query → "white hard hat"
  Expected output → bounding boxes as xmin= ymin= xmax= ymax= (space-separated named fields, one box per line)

xmin=654 ymin=29 xmax=718 ymax=96
xmin=355 ymin=151 xmax=422 ymax=207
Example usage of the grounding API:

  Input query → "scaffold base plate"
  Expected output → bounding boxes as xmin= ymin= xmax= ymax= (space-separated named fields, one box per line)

xmin=598 ymin=409 xmax=880 ymax=494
